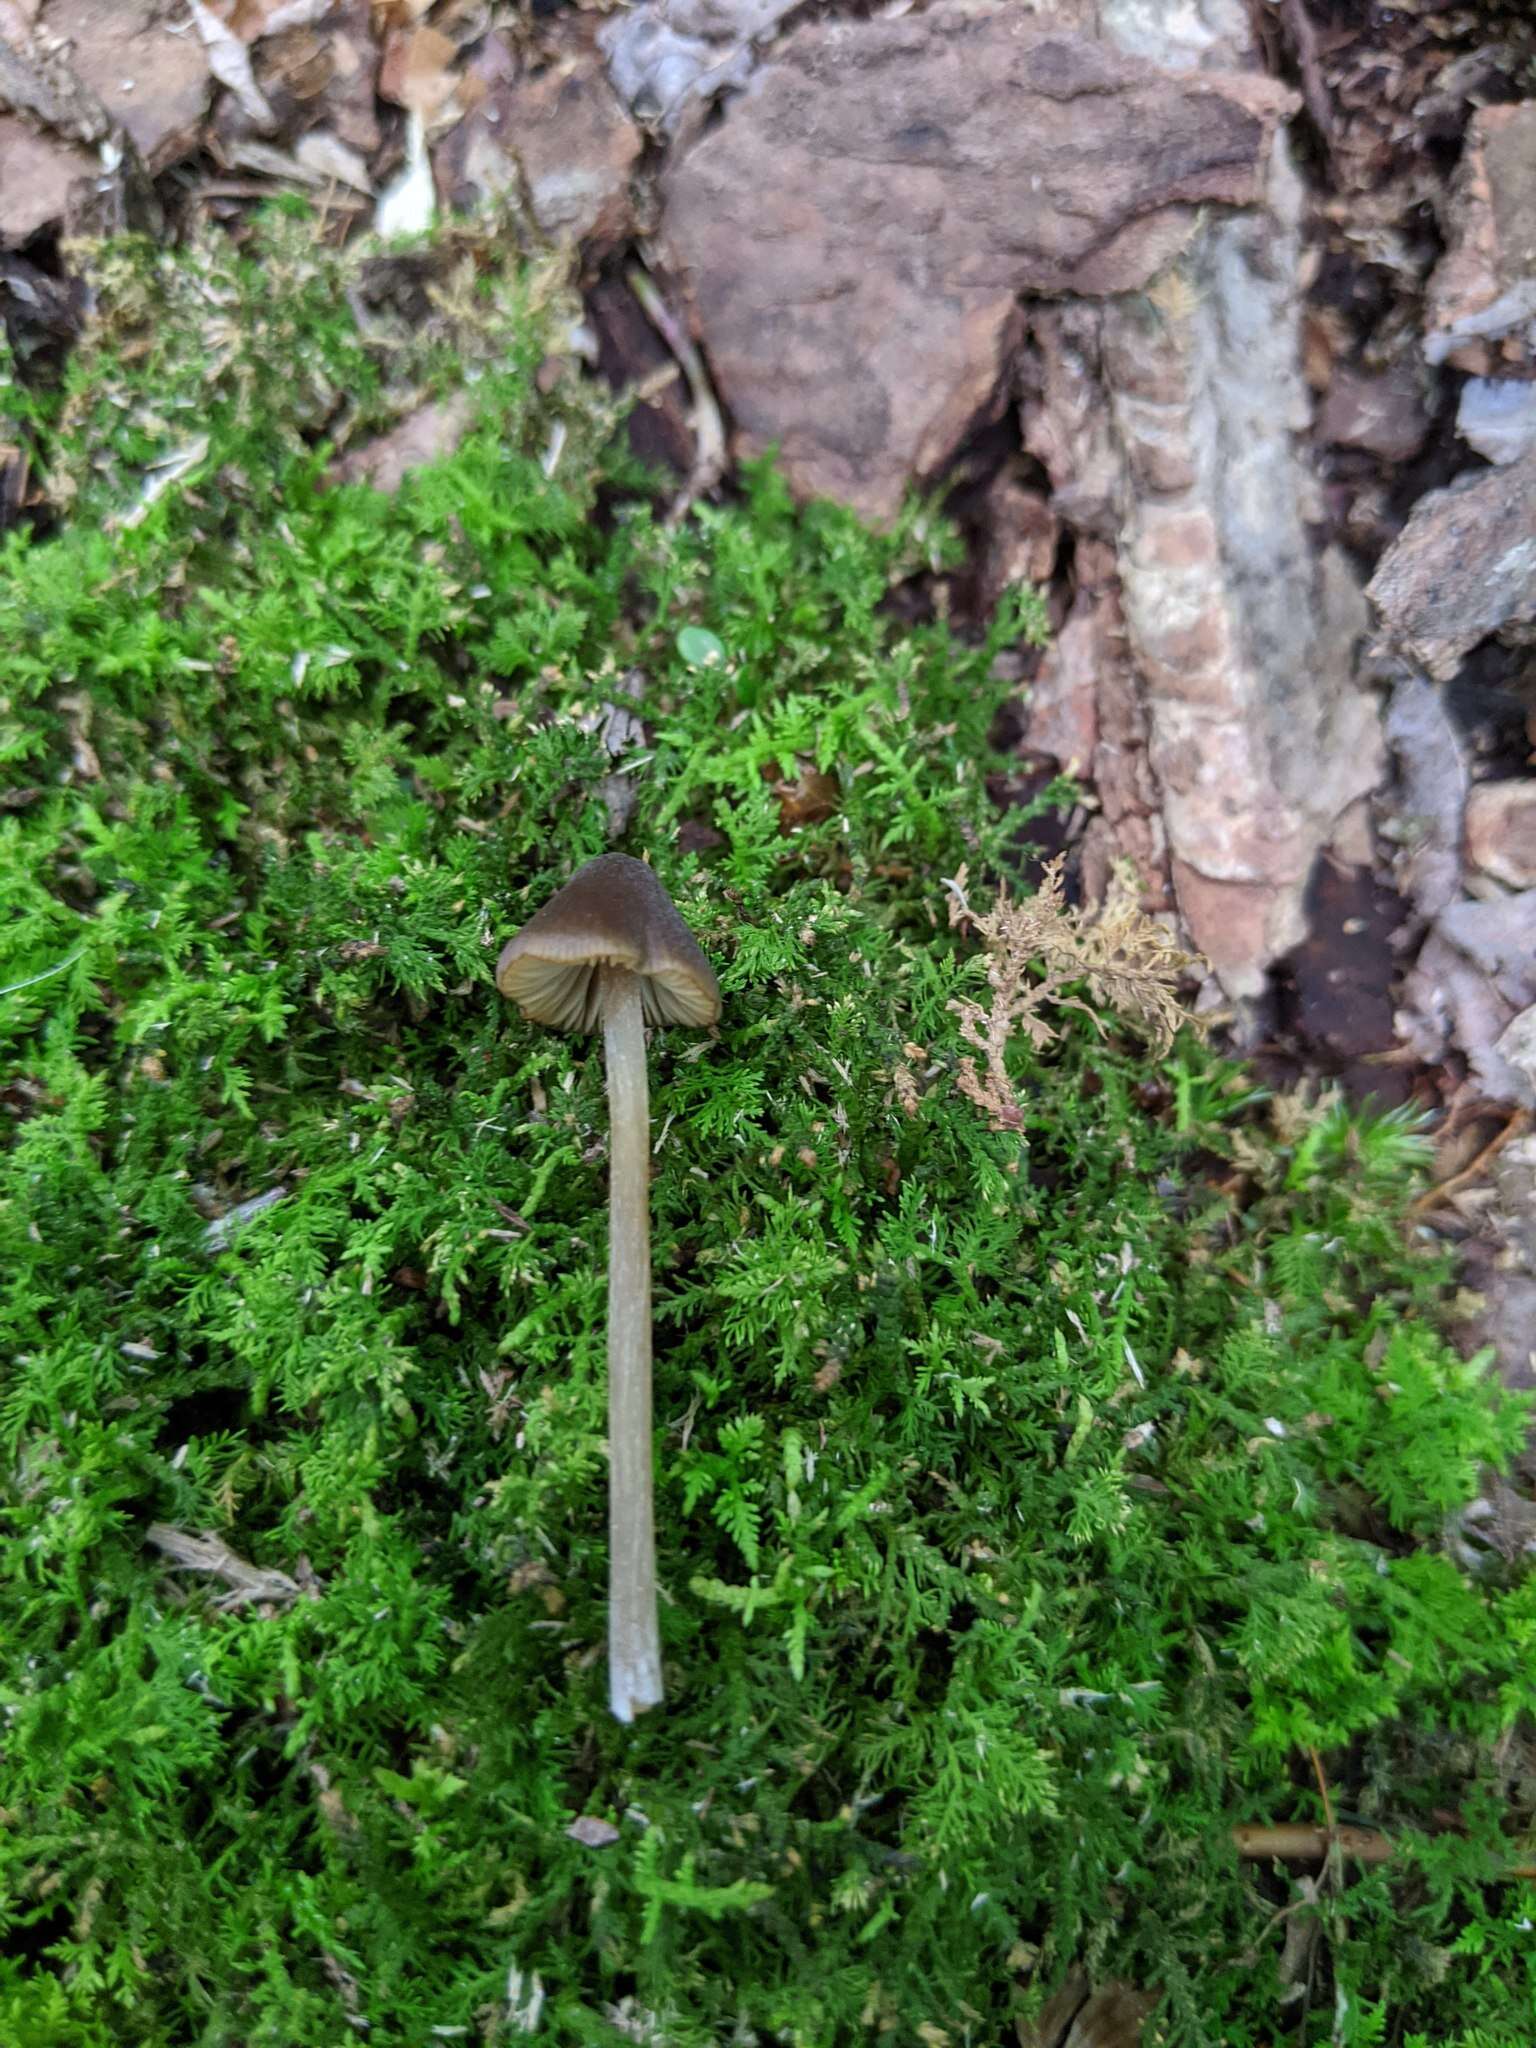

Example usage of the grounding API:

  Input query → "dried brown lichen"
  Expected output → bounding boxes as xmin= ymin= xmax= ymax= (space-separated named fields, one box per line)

xmin=946 ymin=857 xmax=1197 ymax=1130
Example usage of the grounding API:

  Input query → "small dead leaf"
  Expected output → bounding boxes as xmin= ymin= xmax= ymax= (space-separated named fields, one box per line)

xmin=259 ymin=0 xmax=339 ymax=35
xmin=110 ymin=434 xmax=211 ymax=532
xmin=582 ymin=700 xmax=645 ymax=758
xmin=224 ymin=138 xmax=329 ymax=185
xmin=200 ymin=1185 xmax=288 ymax=1253
xmin=328 ymin=393 xmax=470 ymax=491
xmin=188 ymin=0 xmax=276 ymax=128
xmin=566 ymin=1815 xmax=621 ymax=1849
xmin=294 ymin=127 xmax=372 ymax=192
xmin=766 ymin=758 xmax=840 ymax=832
xmin=596 ymin=772 xmax=636 ymax=841
xmin=256 ymin=25 xmax=338 ymax=107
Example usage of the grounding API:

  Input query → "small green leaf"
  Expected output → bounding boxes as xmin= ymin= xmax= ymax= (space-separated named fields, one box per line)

xmin=676 ymin=626 xmax=726 ymax=668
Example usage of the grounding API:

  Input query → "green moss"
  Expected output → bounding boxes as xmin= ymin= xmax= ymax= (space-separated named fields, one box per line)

xmin=2 ymin=215 xmax=1534 ymax=2048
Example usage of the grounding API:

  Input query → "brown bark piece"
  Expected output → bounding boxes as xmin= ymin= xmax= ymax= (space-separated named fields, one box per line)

xmin=977 ymin=475 xmax=1059 ymax=610
xmin=0 ymin=110 xmax=91 ymax=241
xmin=436 ymin=28 xmax=639 ymax=248
xmin=1426 ymin=103 xmax=1536 ymax=372
xmin=1466 ymin=780 xmax=1536 ymax=891
xmin=1025 ymin=590 xmax=1102 ymax=779
xmin=1022 ymin=305 xmax=1122 ymax=540
xmin=1318 ymin=363 xmax=1430 ymax=463
xmin=1099 ymin=234 xmax=1382 ymax=992
xmin=1399 ymin=891 xmax=1536 ymax=1106
xmin=1367 ymin=451 xmax=1536 ymax=682
xmin=0 ymin=14 xmax=113 ymax=144
xmin=664 ymin=12 xmax=1293 ymax=520
xmin=44 ymin=0 xmax=211 ymax=171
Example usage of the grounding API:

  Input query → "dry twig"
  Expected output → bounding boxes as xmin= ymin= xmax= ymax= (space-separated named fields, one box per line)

xmin=146 ymin=1524 xmax=307 ymax=1607
xmin=1409 ymin=1108 xmax=1534 ymax=1219
xmin=1233 ymin=1821 xmax=1536 ymax=1878
xmin=627 ymin=261 xmax=727 ymax=522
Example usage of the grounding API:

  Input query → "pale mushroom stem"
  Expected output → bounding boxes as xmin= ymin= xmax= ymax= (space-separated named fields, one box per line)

xmin=600 ymin=964 xmax=664 ymax=1722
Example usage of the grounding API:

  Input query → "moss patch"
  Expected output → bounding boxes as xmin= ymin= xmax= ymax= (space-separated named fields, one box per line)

xmin=2 ymin=216 xmax=1534 ymax=2047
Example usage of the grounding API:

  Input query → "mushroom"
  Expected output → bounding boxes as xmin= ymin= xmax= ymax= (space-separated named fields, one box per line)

xmin=496 ymin=854 xmax=720 ymax=1722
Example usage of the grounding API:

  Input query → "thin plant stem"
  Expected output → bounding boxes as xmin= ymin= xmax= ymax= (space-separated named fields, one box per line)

xmin=601 ymin=965 xmax=663 ymax=1721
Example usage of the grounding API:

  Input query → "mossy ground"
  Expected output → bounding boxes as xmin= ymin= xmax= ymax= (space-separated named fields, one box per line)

xmin=2 ymin=215 xmax=1535 ymax=2047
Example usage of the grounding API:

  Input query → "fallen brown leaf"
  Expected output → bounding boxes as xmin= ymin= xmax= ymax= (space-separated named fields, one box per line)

xmin=765 ymin=758 xmax=840 ymax=832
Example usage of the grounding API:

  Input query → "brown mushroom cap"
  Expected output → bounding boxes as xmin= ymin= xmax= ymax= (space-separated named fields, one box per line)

xmin=496 ymin=853 xmax=721 ymax=1033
